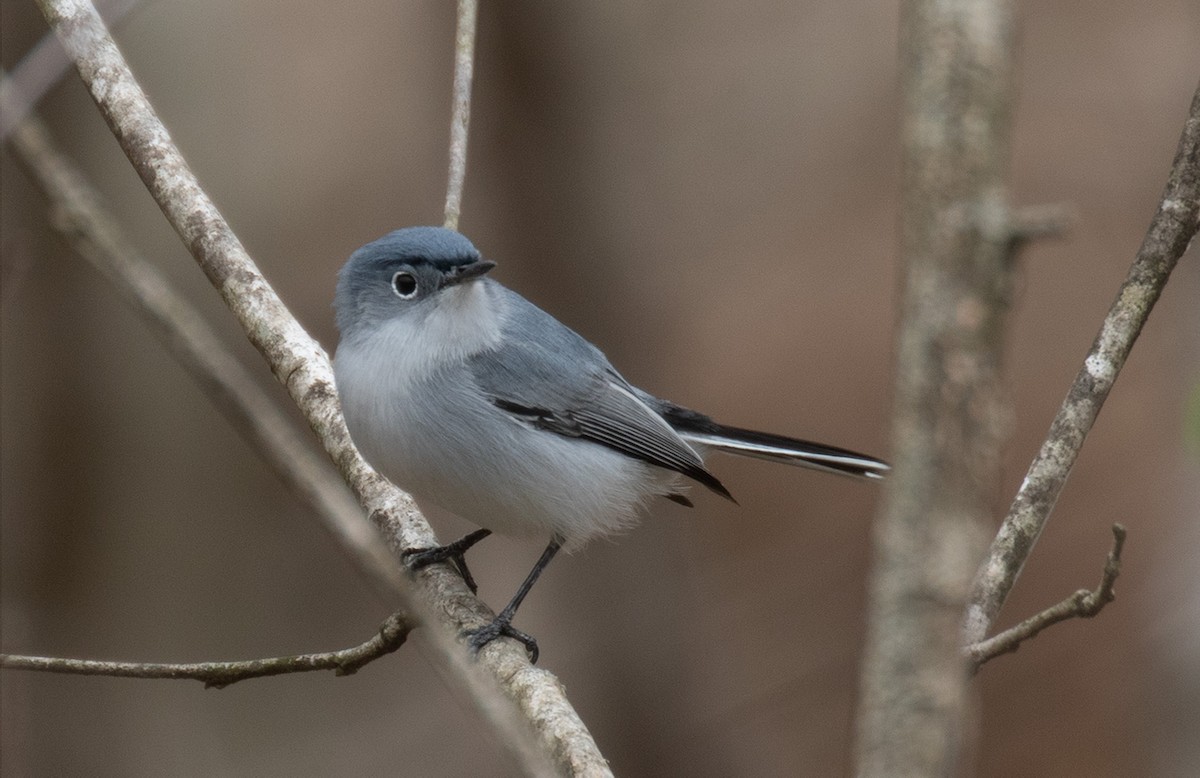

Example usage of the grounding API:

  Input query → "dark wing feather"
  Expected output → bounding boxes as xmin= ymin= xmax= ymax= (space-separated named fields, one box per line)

xmin=468 ymin=289 xmax=732 ymax=499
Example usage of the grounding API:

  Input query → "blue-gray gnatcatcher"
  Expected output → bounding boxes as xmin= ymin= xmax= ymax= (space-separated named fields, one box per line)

xmin=333 ymin=226 xmax=887 ymax=661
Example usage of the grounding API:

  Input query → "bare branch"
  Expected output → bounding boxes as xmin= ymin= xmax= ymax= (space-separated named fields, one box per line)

xmin=963 ymin=83 xmax=1200 ymax=646
xmin=33 ymin=2 xmax=606 ymax=774
xmin=966 ymin=524 xmax=1126 ymax=669
xmin=1 ymin=614 xmax=410 ymax=689
xmin=443 ymin=0 xmax=478 ymax=231
xmin=1 ymin=103 xmax=406 ymax=605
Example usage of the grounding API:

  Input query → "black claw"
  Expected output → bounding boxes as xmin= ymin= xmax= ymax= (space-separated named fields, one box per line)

xmin=403 ymin=547 xmax=479 ymax=594
xmin=465 ymin=619 xmax=540 ymax=664
xmin=401 ymin=529 xmax=492 ymax=595
xmin=399 ymin=546 xmax=443 ymax=569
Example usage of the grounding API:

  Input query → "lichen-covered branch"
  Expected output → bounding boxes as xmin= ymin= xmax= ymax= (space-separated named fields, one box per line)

xmin=966 ymin=524 xmax=1126 ymax=668
xmin=963 ymin=83 xmax=1200 ymax=646
xmin=33 ymin=1 xmax=608 ymax=774
xmin=1 ymin=614 xmax=410 ymax=689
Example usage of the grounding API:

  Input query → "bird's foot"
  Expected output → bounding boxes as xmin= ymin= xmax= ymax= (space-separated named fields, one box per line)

xmin=401 ymin=529 xmax=492 ymax=594
xmin=464 ymin=617 xmax=540 ymax=664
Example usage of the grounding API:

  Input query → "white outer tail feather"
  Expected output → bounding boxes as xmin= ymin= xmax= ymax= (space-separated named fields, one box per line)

xmin=680 ymin=430 xmax=890 ymax=480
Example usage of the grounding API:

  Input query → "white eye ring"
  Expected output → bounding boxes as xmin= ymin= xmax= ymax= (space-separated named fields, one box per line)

xmin=392 ymin=271 xmax=418 ymax=299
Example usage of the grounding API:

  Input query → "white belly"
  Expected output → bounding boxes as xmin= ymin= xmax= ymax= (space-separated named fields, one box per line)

xmin=335 ymin=340 xmax=677 ymax=551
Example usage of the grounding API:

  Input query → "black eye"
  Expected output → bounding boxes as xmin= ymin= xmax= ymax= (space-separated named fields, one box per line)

xmin=392 ymin=271 xmax=418 ymax=299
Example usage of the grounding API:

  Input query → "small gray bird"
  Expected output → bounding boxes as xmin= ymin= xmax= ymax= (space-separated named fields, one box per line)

xmin=333 ymin=226 xmax=887 ymax=661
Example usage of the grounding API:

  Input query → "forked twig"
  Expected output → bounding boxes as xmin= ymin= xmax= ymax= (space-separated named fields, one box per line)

xmin=966 ymin=525 xmax=1126 ymax=668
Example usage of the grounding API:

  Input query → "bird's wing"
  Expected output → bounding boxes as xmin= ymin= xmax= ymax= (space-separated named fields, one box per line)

xmin=466 ymin=293 xmax=731 ymax=499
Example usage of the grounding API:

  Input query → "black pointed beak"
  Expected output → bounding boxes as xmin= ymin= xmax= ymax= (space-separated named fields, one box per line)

xmin=441 ymin=258 xmax=496 ymax=288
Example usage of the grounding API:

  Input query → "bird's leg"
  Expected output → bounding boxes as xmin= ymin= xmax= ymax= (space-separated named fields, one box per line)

xmin=465 ymin=536 xmax=562 ymax=664
xmin=402 ymin=529 xmax=493 ymax=594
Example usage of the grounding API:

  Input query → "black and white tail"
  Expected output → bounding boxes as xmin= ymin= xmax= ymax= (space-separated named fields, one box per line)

xmin=653 ymin=401 xmax=889 ymax=480
xmin=679 ymin=423 xmax=889 ymax=479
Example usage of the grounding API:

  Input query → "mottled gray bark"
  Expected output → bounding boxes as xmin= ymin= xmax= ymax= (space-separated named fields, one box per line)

xmin=855 ymin=1 xmax=1019 ymax=774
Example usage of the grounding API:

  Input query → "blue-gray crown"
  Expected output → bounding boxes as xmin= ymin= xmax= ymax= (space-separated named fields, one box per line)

xmin=346 ymin=226 xmax=481 ymax=272
xmin=334 ymin=227 xmax=484 ymax=337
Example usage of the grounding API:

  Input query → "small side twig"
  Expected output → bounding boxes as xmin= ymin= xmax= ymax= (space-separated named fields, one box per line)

xmin=966 ymin=524 xmax=1126 ymax=669
xmin=1 ymin=614 xmax=410 ymax=689
xmin=1008 ymin=202 xmax=1075 ymax=246
xmin=443 ymin=0 xmax=478 ymax=231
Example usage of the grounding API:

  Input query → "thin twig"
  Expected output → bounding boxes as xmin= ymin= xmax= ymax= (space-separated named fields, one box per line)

xmin=2 ymin=103 xmax=406 ymax=605
xmin=966 ymin=524 xmax=1126 ymax=669
xmin=33 ymin=2 xmax=603 ymax=774
xmin=1 ymin=614 xmax=410 ymax=689
xmin=443 ymin=0 xmax=478 ymax=231
xmin=963 ymin=83 xmax=1200 ymax=646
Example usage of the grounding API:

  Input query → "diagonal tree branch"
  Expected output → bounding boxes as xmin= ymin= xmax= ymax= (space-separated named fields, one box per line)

xmin=3 ymin=89 xmax=414 ymax=688
xmin=0 ymin=0 xmax=139 ymax=142
xmin=963 ymin=82 xmax=1200 ymax=647
xmin=1 ymin=614 xmax=410 ymax=689
xmin=966 ymin=524 xmax=1125 ymax=668
xmin=1 ymin=99 xmax=405 ymax=605
xmin=32 ymin=1 xmax=608 ymax=775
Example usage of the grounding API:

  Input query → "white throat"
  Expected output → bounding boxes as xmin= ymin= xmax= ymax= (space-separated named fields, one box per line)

xmin=361 ymin=280 xmax=503 ymax=380
xmin=333 ymin=279 xmax=505 ymax=478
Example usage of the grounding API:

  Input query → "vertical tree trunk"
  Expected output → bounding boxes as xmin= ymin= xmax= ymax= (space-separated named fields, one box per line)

xmin=855 ymin=1 xmax=1017 ymax=774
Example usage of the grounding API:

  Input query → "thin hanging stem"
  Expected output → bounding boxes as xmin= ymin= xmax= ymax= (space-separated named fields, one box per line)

xmin=443 ymin=0 xmax=478 ymax=231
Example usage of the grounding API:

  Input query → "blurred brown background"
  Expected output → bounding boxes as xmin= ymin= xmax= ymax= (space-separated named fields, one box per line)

xmin=2 ymin=2 xmax=1198 ymax=775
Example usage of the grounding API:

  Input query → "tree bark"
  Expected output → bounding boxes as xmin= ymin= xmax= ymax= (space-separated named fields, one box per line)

xmin=855 ymin=1 xmax=1018 ymax=774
